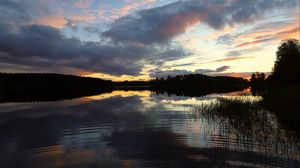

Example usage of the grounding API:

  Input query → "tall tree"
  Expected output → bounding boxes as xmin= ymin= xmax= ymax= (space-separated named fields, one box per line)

xmin=272 ymin=39 xmax=300 ymax=84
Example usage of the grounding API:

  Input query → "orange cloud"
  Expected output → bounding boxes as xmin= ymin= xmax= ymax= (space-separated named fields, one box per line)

xmin=235 ymin=26 xmax=299 ymax=48
xmin=235 ymin=38 xmax=273 ymax=48
xmin=37 ymin=16 xmax=67 ymax=28
xmin=214 ymin=56 xmax=254 ymax=62
xmin=235 ymin=16 xmax=300 ymax=48
xmin=255 ymin=27 xmax=300 ymax=40
xmin=276 ymin=27 xmax=300 ymax=39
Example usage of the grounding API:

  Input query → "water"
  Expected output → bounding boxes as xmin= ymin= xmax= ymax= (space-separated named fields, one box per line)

xmin=0 ymin=90 xmax=300 ymax=168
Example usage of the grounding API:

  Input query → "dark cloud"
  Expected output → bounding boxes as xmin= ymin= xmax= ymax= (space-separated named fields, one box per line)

xmin=103 ymin=0 xmax=297 ymax=44
xmin=0 ymin=23 xmax=188 ymax=75
xmin=0 ymin=0 xmax=30 ymax=24
xmin=163 ymin=62 xmax=196 ymax=69
xmin=0 ymin=0 xmax=51 ymax=25
xmin=226 ymin=51 xmax=242 ymax=57
xmin=216 ymin=66 xmax=230 ymax=72
xmin=84 ymin=26 xmax=101 ymax=33
xmin=0 ymin=0 xmax=297 ymax=76
xmin=226 ymin=47 xmax=263 ymax=57
xmin=217 ymin=34 xmax=234 ymax=45
xmin=149 ymin=66 xmax=230 ymax=78
xmin=0 ymin=0 xmax=192 ymax=76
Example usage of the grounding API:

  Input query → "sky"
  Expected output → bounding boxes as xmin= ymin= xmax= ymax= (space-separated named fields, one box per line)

xmin=0 ymin=0 xmax=299 ymax=81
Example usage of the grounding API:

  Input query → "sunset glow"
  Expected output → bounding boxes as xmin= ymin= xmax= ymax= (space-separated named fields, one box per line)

xmin=0 ymin=0 xmax=299 ymax=80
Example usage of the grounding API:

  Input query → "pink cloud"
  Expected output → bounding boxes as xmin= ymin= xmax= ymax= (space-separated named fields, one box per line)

xmin=97 ymin=0 xmax=156 ymax=20
xmin=105 ymin=0 xmax=297 ymax=44
xmin=158 ymin=12 xmax=206 ymax=39
xmin=36 ymin=15 xmax=68 ymax=28
xmin=73 ymin=0 xmax=93 ymax=9
xmin=69 ymin=15 xmax=96 ymax=23
xmin=214 ymin=56 xmax=254 ymax=62
xmin=235 ymin=26 xmax=300 ymax=48
xmin=119 ymin=0 xmax=156 ymax=16
xmin=235 ymin=38 xmax=273 ymax=48
xmin=255 ymin=27 xmax=300 ymax=40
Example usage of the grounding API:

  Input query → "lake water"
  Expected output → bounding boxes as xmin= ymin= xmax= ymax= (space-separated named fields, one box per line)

xmin=0 ymin=90 xmax=300 ymax=168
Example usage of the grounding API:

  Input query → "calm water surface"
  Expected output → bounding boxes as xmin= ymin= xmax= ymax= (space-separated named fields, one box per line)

xmin=0 ymin=90 xmax=300 ymax=168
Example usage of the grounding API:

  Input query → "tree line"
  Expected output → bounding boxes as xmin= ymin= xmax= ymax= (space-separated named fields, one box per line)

xmin=0 ymin=72 xmax=249 ymax=101
xmin=0 ymin=73 xmax=114 ymax=102
xmin=0 ymin=73 xmax=113 ymax=90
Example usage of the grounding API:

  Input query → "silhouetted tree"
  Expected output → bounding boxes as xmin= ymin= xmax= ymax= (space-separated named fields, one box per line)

xmin=250 ymin=72 xmax=265 ymax=84
xmin=251 ymin=73 xmax=256 ymax=83
xmin=272 ymin=39 xmax=300 ymax=84
xmin=250 ymin=72 xmax=267 ymax=96
xmin=258 ymin=73 xmax=265 ymax=80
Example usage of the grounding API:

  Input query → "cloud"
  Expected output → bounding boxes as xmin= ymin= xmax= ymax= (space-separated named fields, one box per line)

xmin=229 ymin=27 xmax=299 ymax=58
xmin=254 ymin=27 xmax=300 ymax=40
xmin=96 ymin=0 xmax=157 ymax=22
xmin=73 ymin=0 xmax=93 ymax=9
xmin=235 ymin=38 xmax=274 ymax=48
xmin=68 ymin=15 xmax=96 ymax=24
xmin=116 ymin=0 xmax=156 ymax=16
xmin=233 ymin=21 xmax=299 ymax=48
xmin=0 ymin=23 xmax=188 ymax=75
xmin=0 ymin=1 xmax=28 ymax=24
xmin=0 ymin=0 xmax=193 ymax=76
xmin=103 ymin=0 xmax=298 ymax=44
xmin=216 ymin=66 xmax=230 ymax=72
xmin=0 ymin=0 xmax=52 ymax=26
xmin=149 ymin=66 xmax=230 ymax=77
xmin=0 ymin=0 xmax=185 ymax=76
xmin=226 ymin=47 xmax=263 ymax=57
xmin=217 ymin=34 xmax=234 ymax=45
xmin=0 ymin=0 xmax=298 ymax=77
xmin=214 ymin=56 xmax=254 ymax=62
xmin=36 ymin=16 xmax=68 ymax=28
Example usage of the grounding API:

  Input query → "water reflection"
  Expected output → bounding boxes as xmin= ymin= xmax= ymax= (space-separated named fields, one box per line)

xmin=81 ymin=90 xmax=152 ymax=102
xmin=0 ymin=90 xmax=299 ymax=167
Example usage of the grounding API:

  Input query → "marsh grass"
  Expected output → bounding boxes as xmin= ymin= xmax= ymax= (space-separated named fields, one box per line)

xmin=189 ymin=96 xmax=300 ymax=156
xmin=192 ymin=97 xmax=262 ymax=117
xmin=189 ymin=97 xmax=274 ymax=136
